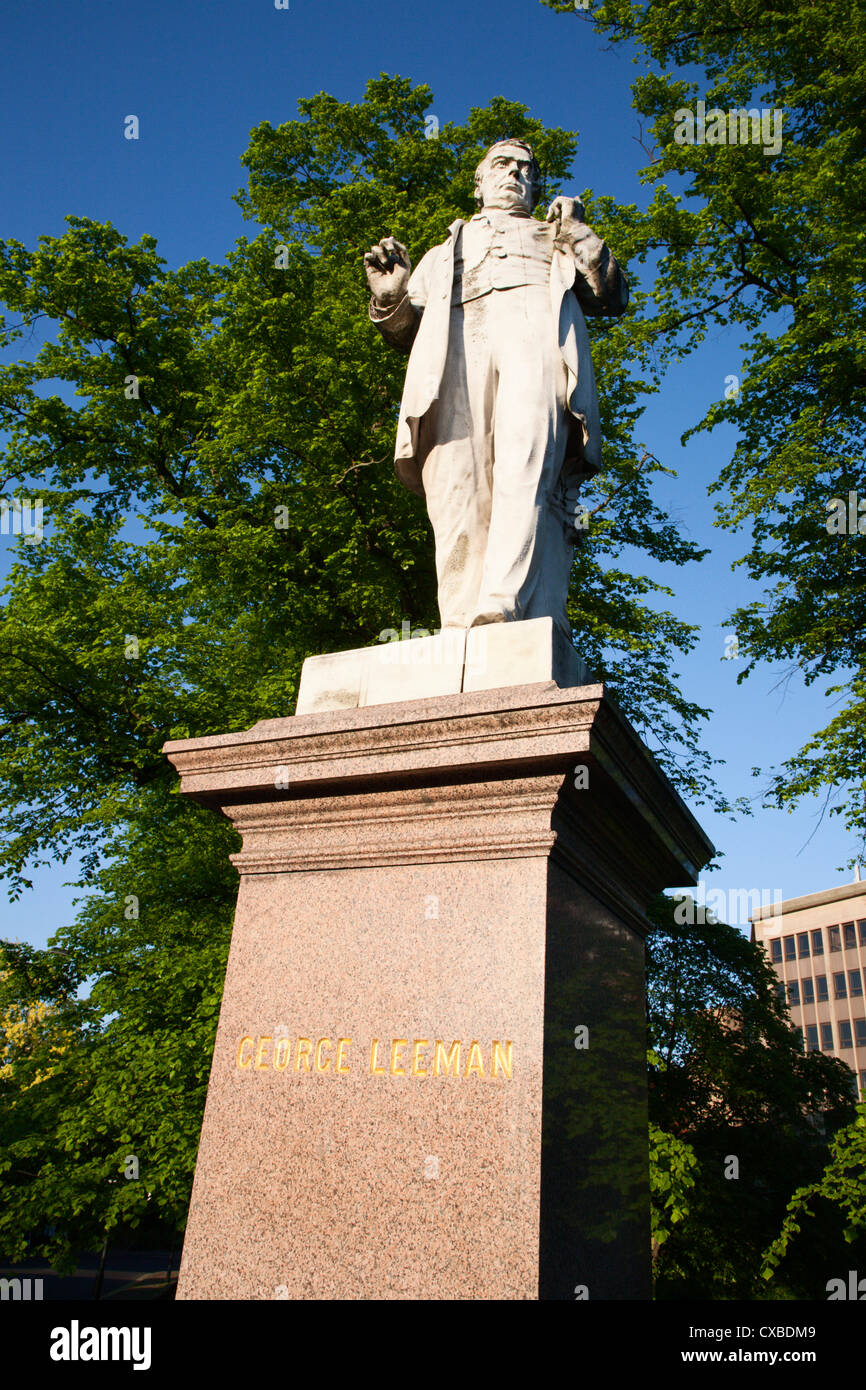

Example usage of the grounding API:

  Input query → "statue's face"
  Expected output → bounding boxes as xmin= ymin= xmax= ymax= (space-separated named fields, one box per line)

xmin=477 ymin=144 xmax=536 ymax=212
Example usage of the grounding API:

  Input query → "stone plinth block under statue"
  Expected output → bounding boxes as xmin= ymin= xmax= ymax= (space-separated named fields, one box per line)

xmin=165 ymin=675 xmax=712 ymax=1300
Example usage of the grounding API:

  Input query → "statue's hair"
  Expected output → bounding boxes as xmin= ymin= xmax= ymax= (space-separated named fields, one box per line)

xmin=474 ymin=139 xmax=543 ymax=210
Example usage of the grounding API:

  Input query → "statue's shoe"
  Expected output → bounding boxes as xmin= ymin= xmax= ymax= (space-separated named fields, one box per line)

xmin=468 ymin=609 xmax=509 ymax=626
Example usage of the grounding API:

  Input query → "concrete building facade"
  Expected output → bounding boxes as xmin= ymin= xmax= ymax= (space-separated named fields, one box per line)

xmin=751 ymin=879 xmax=866 ymax=1099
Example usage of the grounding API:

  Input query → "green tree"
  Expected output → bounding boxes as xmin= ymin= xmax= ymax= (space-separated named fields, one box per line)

xmin=761 ymin=1102 xmax=866 ymax=1286
xmin=545 ymin=0 xmax=866 ymax=857
xmin=648 ymin=1113 xmax=699 ymax=1267
xmin=645 ymin=892 xmax=860 ymax=1297
xmin=0 ymin=77 xmax=720 ymax=1265
xmin=0 ymin=794 xmax=236 ymax=1270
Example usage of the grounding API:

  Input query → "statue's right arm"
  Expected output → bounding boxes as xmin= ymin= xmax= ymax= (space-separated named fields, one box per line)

xmin=369 ymin=291 xmax=423 ymax=354
xmin=368 ymin=250 xmax=435 ymax=355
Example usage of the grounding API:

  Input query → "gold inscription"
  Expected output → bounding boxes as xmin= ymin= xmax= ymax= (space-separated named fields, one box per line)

xmin=433 ymin=1040 xmax=461 ymax=1077
xmin=389 ymin=1039 xmax=408 ymax=1076
xmin=492 ymin=1040 xmax=513 ymax=1079
xmin=234 ymin=1034 xmax=514 ymax=1081
xmin=411 ymin=1039 xmax=429 ymax=1077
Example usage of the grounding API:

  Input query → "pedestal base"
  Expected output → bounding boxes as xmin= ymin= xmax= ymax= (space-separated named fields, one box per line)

xmin=164 ymin=681 xmax=712 ymax=1300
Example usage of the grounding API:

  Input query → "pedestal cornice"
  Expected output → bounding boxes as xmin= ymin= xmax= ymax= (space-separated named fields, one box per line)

xmin=164 ymin=681 xmax=713 ymax=936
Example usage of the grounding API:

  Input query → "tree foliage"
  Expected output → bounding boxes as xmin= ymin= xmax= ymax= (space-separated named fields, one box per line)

xmin=544 ymin=0 xmax=866 ymax=856
xmin=648 ymin=1112 xmax=699 ymax=1263
xmin=760 ymin=1103 xmax=866 ymax=1284
xmin=645 ymin=893 xmax=862 ymax=1297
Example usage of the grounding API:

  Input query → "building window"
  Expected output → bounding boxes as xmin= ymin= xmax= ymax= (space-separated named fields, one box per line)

xmin=834 ymin=972 xmax=848 ymax=999
xmin=843 ymin=922 xmax=856 ymax=950
xmin=770 ymin=939 xmax=782 ymax=963
xmin=839 ymin=1020 xmax=853 ymax=1049
xmin=821 ymin=1022 xmax=834 ymax=1050
xmin=816 ymin=975 xmax=829 ymax=1002
xmin=850 ymin=970 xmax=863 ymax=998
xmin=853 ymin=1018 xmax=866 ymax=1047
xmin=828 ymin=925 xmax=841 ymax=952
xmin=787 ymin=981 xmax=800 ymax=1007
xmin=784 ymin=935 xmax=796 ymax=961
xmin=860 ymin=1070 xmax=866 ymax=1097
xmin=806 ymin=1024 xmax=819 ymax=1052
xmin=797 ymin=932 xmax=810 ymax=958
xmin=859 ymin=920 xmax=866 ymax=946
xmin=775 ymin=981 xmax=786 ymax=1003
xmin=801 ymin=977 xmax=814 ymax=1004
xmin=812 ymin=928 xmax=824 ymax=955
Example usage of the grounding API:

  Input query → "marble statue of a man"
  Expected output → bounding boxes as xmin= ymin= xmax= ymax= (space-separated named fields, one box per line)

xmin=364 ymin=139 xmax=628 ymax=638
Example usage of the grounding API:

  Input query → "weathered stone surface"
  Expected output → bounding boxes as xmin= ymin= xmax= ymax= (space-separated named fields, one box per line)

xmin=295 ymin=628 xmax=466 ymax=715
xmin=165 ymin=682 xmax=712 ymax=1300
xmin=295 ymin=616 xmax=588 ymax=715
xmin=463 ymin=617 xmax=589 ymax=694
xmin=364 ymin=139 xmax=628 ymax=636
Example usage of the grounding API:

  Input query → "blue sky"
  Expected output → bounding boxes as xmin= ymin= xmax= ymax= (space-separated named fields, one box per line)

xmin=0 ymin=0 xmax=859 ymax=948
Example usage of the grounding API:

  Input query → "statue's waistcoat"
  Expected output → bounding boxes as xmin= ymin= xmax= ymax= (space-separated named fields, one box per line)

xmin=452 ymin=215 xmax=554 ymax=304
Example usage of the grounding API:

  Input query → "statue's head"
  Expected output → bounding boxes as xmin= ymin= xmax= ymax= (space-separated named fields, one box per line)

xmin=474 ymin=139 xmax=542 ymax=213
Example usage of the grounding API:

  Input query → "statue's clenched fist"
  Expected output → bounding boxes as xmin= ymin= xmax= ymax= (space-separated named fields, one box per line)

xmin=546 ymin=196 xmax=600 ymax=251
xmin=545 ymin=195 xmax=586 ymax=228
xmin=364 ymin=236 xmax=412 ymax=308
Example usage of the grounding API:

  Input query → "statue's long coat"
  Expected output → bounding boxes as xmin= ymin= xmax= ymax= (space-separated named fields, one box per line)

xmin=371 ymin=217 xmax=629 ymax=510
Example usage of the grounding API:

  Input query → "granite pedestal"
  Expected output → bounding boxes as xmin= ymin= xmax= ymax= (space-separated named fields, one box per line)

xmin=165 ymin=676 xmax=712 ymax=1300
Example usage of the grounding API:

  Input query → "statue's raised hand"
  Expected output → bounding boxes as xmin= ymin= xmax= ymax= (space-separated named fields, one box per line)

xmin=545 ymin=196 xmax=587 ymax=229
xmin=364 ymin=237 xmax=411 ymax=308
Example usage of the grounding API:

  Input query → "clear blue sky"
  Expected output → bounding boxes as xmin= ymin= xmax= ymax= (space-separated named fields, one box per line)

xmin=0 ymin=0 xmax=858 ymax=948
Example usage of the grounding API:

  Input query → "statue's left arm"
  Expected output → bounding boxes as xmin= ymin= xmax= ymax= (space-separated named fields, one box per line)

xmin=546 ymin=197 xmax=629 ymax=318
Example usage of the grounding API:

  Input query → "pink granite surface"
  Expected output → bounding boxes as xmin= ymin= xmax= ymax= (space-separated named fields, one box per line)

xmin=178 ymin=856 xmax=548 ymax=1300
xmin=167 ymin=682 xmax=713 ymax=1300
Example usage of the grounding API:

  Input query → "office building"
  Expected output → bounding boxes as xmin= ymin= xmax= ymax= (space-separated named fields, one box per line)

xmin=751 ymin=876 xmax=866 ymax=1098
